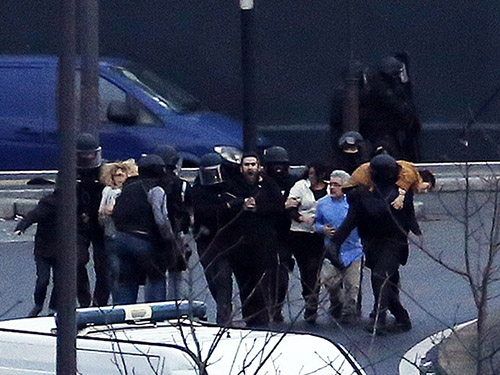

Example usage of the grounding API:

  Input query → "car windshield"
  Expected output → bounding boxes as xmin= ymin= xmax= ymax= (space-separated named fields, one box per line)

xmin=109 ymin=65 xmax=202 ymax=114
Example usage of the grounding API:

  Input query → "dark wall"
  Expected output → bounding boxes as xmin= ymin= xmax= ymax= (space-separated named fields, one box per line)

xmin=2 ymin=1 xmax=499 ymax=126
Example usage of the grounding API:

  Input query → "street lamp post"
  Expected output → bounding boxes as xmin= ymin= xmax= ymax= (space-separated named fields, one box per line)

xmin=240 ymin=0 xmax=257 ymax=153
xmin=57 ymin=0 xmax=78 ymax=373
xmin=79 ymin=0 xmax=99 ymax=138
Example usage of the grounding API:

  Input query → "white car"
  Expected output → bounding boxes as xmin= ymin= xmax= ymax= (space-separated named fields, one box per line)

xmin=0 ymin=300 xmax=366 ymax=374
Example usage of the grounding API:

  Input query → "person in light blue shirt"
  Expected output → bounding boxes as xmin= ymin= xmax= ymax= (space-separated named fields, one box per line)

xmin=315 ymin=170 xmax=364 ymax=323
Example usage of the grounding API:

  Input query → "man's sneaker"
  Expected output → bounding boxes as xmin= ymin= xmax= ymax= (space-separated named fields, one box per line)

xmin=364 ymin=321 xmax=388 ymax=336
xmin=365 ymin=312 xmax=387 ymax=335
xmin=273 ymin=312 xmax=285 ymax=323
xmin=304 ymin=309 xmax=317 ymax=324
xmin=28 ymin=305 xmax=43 ymax=317
xmin=339 ymin=313 xmax=359 ymax=324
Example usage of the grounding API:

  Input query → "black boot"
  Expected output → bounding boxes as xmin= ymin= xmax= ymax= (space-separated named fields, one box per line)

xmin=28 ymin=305 xmax=43 ymax=317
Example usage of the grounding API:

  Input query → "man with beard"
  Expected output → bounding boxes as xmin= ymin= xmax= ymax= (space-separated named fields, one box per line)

xmin=223 ymin=152 xmax=283 ymax=327
xmin=262 ymin=146 xmax=296 ymax=322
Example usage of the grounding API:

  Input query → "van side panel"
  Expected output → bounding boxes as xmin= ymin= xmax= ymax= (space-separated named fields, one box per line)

xmin=0 ymin=58 xmax=58 ymax=170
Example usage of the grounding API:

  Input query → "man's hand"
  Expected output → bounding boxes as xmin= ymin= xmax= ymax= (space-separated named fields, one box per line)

xmin=322 ymin=224 xmax=336 ymax=238
xmin=299 ymin=216 xmax=314 ymax=225
xmin=285 ymin=197 xmax=300 ymax=209
xmin=243 ymin=197 xmax=256 ymax=211
xmin=391 ymin=188 xmax=406 ymax=210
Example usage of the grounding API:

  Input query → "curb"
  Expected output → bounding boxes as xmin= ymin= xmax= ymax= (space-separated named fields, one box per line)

xmin=399 ymin=320 xmax=475 ymax=375
xmin=1 ymin=168 xmax=499 ymax=220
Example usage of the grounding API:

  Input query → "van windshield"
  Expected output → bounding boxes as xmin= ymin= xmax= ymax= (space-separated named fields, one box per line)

xmin=110 ymin=66 xmax=203 ymax=114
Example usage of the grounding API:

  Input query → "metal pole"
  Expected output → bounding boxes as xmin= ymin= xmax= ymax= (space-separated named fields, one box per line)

xmin=342 ymin=59 xmax=361 ymax=133
xmin=342 ymin=0 xmax=360 ymax=134
xmin=79 ymin=0 xmax=99 ymax=139
xmin=240 ymin=0 xmax=257 ymax=153
xmin=57 ymin=0 xmax=78 ymax=372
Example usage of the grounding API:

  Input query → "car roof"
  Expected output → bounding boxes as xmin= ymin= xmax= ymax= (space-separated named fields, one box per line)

xmin=0 ymin=54 xmax=133 ymax=68
xmin=0 ymin=301 xmax=366 ymax=375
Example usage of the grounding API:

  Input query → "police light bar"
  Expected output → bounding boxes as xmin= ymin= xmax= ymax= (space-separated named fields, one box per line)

xmin=58 ymin=300 xmax=207 ymax=330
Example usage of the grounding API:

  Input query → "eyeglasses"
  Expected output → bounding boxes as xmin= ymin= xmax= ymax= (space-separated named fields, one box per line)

xmin=329 ymin=182 xmax=342 ymax=187
xmin=113 ymin=173 xmax=126 ymax=178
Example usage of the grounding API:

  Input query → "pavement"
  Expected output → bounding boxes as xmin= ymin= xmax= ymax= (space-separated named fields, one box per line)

xmin=2 ymin=162 xmax=500 ymax=375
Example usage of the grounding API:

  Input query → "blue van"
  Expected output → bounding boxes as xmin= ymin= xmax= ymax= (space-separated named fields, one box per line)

xmin=0 ymin=55 xmax=243 ymax=170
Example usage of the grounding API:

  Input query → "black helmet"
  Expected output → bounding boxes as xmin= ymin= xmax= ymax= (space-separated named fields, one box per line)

xmin=138 ymin=154 xmax=166 ymax=178
xmin=369 ymin=154 xmax=399 ymax=186
xmin=153 ymin=144 xmax=179 ymax=167
xmin=263 ymin=146 xmax=289 ymax=165
xmin=76 ymin=133 xmax=102 ymax=169
xmin=199 ymin=152 xmax=224 ymax=185
xmin=338 ymin=131 xmax=363 ymax=154
xmin=378 ymin=56 xmax=408 ymax=83
xmin=200 ymin=152 xmax=223 ymax=167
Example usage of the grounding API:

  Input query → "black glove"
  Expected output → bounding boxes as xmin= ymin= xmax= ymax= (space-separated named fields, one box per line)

xmin=325 ymin=244 xmax=345 ymax=270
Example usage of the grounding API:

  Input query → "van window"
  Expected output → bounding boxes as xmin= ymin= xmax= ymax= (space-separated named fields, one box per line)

xmin=110 ymin=66 xmax=202 ymax=113
xmin=74 ymin=71 xmax=161 ymax=126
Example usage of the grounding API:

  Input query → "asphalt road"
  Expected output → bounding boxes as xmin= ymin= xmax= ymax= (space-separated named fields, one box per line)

xmin=1 ymin=190 xmax=500 ymax=375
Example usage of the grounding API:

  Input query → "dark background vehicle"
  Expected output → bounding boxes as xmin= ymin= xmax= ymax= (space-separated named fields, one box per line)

xmin=0 ymin=55 xmax=243 ymax=170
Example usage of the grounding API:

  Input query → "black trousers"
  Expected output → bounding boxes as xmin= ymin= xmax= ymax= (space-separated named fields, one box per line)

xmin=229 ymin=233 xmax=278 ymax=327
xmin=78 ymin=234 xmax=108 ymax=307
xmin=197 ymin=237 xmax=233 ymax=325
xmin=370 ymin=251 xmax=409 ymax=323
xmin=271 ymin=236 xmax=292 ymax=320
xmin=288 ymin=231 xmax=324 ymax=315
xmin=34 ymin=255 xmax=57 ymax=309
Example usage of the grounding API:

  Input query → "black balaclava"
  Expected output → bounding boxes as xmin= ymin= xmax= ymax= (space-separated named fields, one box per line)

xmin=369 ymin=154 xmax=399 ymax=188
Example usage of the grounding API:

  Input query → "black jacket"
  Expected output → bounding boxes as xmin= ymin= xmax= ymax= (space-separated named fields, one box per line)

xmin=159 ymin=170 xmax=192 ymax=235
xmin=223 ymin=174 xmax=283 ymax=237
xmin=191 ymin=181 xmax=230 ymax=242
xmin=331 ymin=185 xmax=421 ymax=268
xmin=112 ymin=179 xmax=162 ymax=242
xmin=16 ymin=192 xmax=58 ymax=258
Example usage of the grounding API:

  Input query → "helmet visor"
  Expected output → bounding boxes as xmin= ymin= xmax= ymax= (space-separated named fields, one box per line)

xmin=199 ymin=164 xmax=223 ymax=185
xmin=77 ymin=147 xmax=102 ymax=169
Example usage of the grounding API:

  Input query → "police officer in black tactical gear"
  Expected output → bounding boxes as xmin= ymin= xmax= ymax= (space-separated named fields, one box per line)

xmin=262 ymin=146 xmax=296 ymax=323
xmin=112 ymin=154 xmax=178 ymax=304
xmin=329 ymin=153 xmax=421 ymax=335
xmin=76 ymin=133 xmax=106 ymax=307
xmin=334 ymin=131 xmax=371 ymax=175
xmin=153 ymin=145 xmax=193 ymax=299
xmin=359 ymin=53 xmax=421 ymax=161
xmin=191 ymin=152 xmax=234 ymax=325
xmin=330 ymin=53 xmax=421 ymax=163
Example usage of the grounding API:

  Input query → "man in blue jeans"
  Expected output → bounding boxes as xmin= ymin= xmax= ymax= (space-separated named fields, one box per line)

xmin=111 ymin=154 xmax=179 ymax=304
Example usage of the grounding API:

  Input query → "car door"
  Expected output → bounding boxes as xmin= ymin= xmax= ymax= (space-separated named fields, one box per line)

xmin=0 ymin=59 xmax=57 ymax=170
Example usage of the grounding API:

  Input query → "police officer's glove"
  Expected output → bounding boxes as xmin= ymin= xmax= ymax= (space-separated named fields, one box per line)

xmin=168 ymin=238 xmax=188 ymax=272
xmin=285 ymin=257 xmax=295 ymax=272
xmin=169 ymin=237 xmax=191 ymax=272
xmin=279 ymin=254 xmax=295 ymax=272
xmin=325 ymin=244 xmax=345 ymax=270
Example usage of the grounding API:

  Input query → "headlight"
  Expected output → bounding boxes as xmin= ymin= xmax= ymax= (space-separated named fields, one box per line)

xmin=214 ymin=146 xmax=243 ymax=164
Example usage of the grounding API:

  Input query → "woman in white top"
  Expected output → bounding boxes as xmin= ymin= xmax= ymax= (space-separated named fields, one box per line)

xmin=98 ymin=159 xmax=137 ymax=238
xmin=286 ymin=160 xmax=328 ymax=323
